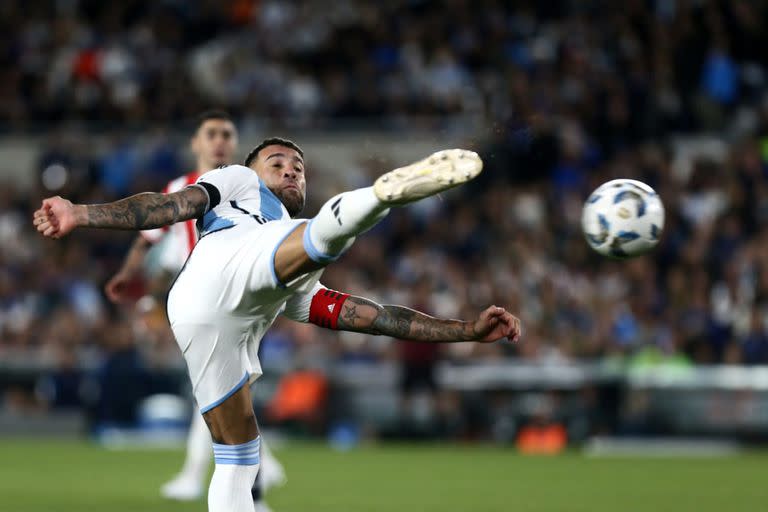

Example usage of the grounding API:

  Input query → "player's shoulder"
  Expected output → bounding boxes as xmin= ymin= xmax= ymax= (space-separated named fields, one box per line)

xmin=197 ymin=164 xmax=256 ymax=183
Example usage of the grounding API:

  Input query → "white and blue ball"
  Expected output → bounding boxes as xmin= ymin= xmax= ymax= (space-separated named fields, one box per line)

xmin=581 ymin=179 xmax=664 ymax=259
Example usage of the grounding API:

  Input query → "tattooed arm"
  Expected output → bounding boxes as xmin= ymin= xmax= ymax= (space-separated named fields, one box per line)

xmin=336 ymin=295 xmax=521 ymax=344
xmin=33 ymin=187 xmax=209 ymax=239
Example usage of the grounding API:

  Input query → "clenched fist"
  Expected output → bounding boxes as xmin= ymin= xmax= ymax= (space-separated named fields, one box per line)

xmin=471 ymin=305 xmax=522 ymax=343
xmin=33 ymin=196 xmax=84 ymax=239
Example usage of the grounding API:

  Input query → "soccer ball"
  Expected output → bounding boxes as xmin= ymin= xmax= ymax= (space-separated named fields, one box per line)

xmin=581 ymin=179 xmax=664 ymax=259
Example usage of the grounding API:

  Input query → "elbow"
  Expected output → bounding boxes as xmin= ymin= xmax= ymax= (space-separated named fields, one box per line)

xmin=362 ymin=306 xmax=388 ymax=336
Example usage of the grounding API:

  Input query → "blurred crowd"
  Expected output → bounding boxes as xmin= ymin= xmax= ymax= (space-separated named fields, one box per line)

xmin=2 ymin=1 xmax=768 ymax=422
xmin=2 ymin=0 xmax=768 ymax=133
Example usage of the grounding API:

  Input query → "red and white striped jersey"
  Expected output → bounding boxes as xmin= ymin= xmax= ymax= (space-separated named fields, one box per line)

xmin=140 ymin=171 xmax=200 ymax=271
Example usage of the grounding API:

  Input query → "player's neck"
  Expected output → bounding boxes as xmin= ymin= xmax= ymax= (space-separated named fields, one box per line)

xmin=197 ymin=160 xmax=213 ymax=173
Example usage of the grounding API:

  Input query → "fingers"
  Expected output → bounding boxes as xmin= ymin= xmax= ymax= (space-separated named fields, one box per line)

xmin=35 ymin=214 xmax=59 ymax=227
xmin=496 ymin=312 xmax=519 ymax=341
xmin=504 ymin=313 xmax=521 ymax=343
xmin=508 ymin=315 xmax=521 ymax=343
xmin=35 ymin=216 xmax=59 ymax=237
xmin=43 ymin=224 xmax=59 ymax=237
xmin=33 ymin=209 xmax=52 ymax=224
xmin=33 ymin=202 xmax=61 ymax=237
xmin=483 ymin=305 xmax=506 ymax=320
xmin=487 ymin=306 xmax=522 ymax=343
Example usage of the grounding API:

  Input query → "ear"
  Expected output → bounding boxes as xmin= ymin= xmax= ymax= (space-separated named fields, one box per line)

xmin=190 ymin=134 xmax=199 ymax=154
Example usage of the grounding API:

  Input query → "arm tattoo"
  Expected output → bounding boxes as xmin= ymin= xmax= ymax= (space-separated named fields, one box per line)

xmin=336 ymin=295 xmax=474 ymax=343
xmin=342 ymin=303 xmax=360 ymax=325
xmin=84 ymin=187 xmax=208 ymax=230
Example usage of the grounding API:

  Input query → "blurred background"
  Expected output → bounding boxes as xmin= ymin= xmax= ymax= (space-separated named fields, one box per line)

xmin=2 ymin=0 xmax=768 ymax=510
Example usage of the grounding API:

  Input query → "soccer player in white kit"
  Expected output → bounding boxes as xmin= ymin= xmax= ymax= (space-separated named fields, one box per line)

xmin=104 ymin=111 xmax=284 ymax=510
xmin=34 ymin=139 xmax=522 ymax=512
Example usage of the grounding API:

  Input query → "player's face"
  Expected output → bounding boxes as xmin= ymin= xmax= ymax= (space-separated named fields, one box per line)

xmin=191 ymin=119 xmax=238 ymax=170
xmin=253 ymin=145 xmax=306 ymax=217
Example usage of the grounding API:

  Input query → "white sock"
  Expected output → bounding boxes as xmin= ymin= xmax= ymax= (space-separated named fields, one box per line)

xmin=208 ymin=437 xmax=261 ymax=512
xmin=304 ymin=187 xmax=389 ymax=263
xmin=178 ymin=412 xmax=212 ymax=484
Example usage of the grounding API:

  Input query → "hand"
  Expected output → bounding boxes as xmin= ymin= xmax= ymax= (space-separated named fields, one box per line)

xmin=33 ymin=196 xmax=82 ymax=239
xmin=472 ymin=305 xmax=522 ymax=343
xmin=105 ymin=271 xmax=135 ymax=304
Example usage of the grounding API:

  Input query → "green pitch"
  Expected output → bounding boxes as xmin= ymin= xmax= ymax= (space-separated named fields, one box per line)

xmin=1 ymin=438 xmax=765 ymax=512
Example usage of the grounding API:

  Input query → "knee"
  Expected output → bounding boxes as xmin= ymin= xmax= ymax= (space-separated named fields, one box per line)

xmin=303 ymin=218 xmax=353 ymax=263
xmin=204 ymin=406 xmax=259 ymax=445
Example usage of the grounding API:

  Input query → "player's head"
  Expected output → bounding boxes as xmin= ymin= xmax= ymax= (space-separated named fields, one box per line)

xmin=244 ymin=137 xmax=305 ymax=217
xmin=191 ymin=110 xmax=238 ymax=171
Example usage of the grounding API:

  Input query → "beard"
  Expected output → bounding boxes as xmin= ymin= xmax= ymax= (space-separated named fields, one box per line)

xmin=273 ymin=187 xmax=305 ymax=217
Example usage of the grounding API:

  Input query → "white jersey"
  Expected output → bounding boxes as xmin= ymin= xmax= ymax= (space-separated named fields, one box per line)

xmin=192 ymin=164 xmax=292 ymax=237
xmin=166 ymin=164 xmax=323 ymax=412
xmin=140 ymin=171 xmax=200 ymax=271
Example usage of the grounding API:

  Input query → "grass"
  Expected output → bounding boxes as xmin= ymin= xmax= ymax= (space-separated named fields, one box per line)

xmin=0 ymin=438 xmax=765 ymax=511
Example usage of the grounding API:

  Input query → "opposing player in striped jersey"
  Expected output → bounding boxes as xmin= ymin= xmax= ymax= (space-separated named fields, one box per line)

xmin=35 ymin=139 xmax=522 ymax=512
xmin=105 ymin=110 xmax=235 ymax=299
xmin=104 ymin=111 xmax=284 ymax=511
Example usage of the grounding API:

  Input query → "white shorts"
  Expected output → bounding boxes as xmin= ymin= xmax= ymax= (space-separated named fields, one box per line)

xmin=167 ymin=219 xmax=322 ymax=413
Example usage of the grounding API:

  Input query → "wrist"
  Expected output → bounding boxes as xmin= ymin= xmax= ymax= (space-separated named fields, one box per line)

xmin=74 ymin=204 xmax=89 ymax=227
xmin=463 ymin=321 xmax=478 ymax=341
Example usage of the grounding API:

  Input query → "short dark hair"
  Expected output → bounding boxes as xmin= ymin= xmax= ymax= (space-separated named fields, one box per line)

xmin=195 ymin=109 xmax=233 ymax=130
xmin=244 ymin=137 xmax=304 ymax=167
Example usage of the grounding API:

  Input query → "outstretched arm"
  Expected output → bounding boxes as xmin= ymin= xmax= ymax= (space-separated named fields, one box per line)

xmin=33 ymin=187 xmax=208 ymax=239
xmin=334 ymin=295 xmax=521 ymax=343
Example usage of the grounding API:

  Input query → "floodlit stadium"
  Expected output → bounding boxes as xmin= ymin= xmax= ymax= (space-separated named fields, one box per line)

xmin=3 ymin=1 xmax=768 ymax=511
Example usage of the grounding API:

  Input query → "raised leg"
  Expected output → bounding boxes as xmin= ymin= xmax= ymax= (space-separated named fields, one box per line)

xmin=273 ymin=149 xmax=483 ymax=285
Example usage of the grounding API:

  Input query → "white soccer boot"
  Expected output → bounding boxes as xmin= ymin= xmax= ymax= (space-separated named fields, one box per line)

xmin=373 ymin=149 xmax=483 ymax=205
xmin=160 ymin=473 xmax=204 ymax=501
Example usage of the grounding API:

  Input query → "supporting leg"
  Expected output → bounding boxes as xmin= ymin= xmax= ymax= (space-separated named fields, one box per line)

xmin=203 ymin=383 xmax=260 ymax=512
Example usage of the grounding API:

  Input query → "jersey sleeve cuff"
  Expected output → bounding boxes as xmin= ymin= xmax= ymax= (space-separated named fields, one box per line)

xmin=188 ymin=182 xmax=221 ymax=214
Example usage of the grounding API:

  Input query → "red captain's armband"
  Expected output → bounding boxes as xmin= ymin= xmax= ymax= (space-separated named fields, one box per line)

xmin=309 ymin=288 xmax=350 ymax=329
